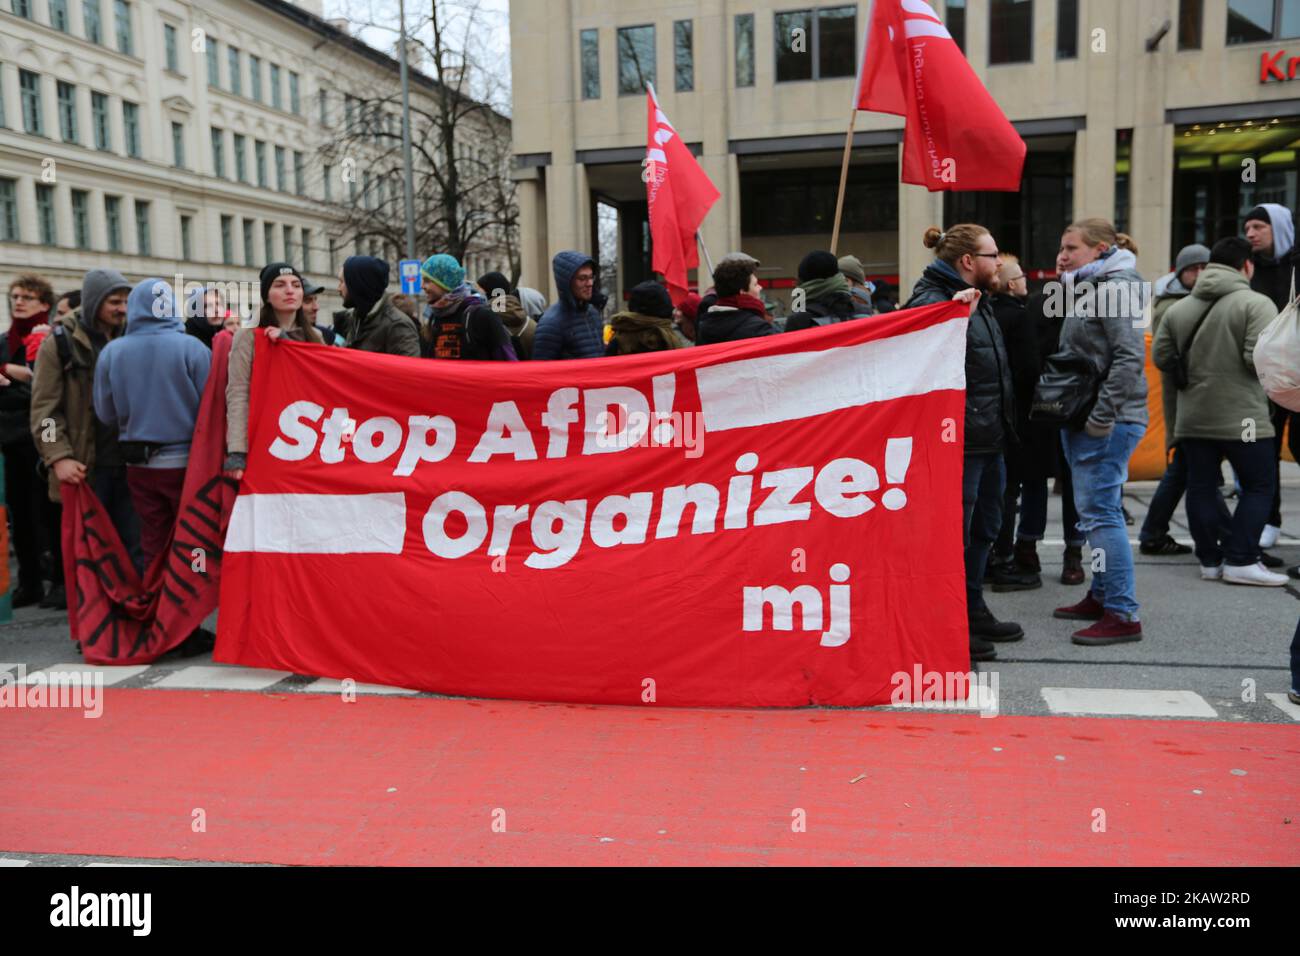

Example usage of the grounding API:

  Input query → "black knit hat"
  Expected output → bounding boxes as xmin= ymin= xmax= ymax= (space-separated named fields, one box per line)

xmin=1243 ymin=206 xmax=1270 ymax=227
xmin=798 ymin=250 xmax=840 ymax=282
xmin=628 ymin=280 xmax=673 ymax=319
xmin=477 ymin=271 xmax=511 ymax=297
xmin=260 ymin=262 xmax=302 ymax=303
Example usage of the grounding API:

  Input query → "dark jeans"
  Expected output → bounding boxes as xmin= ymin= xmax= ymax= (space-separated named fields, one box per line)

xmin=994 ymin=464 xmax=1049 ymax=557
xmin=1058 ymin=439 xmax=1085 ymax=547
xmin=1268 ymin=404 xmax=1300 ymax=527
xmin=126 ymin=466 xmax=185 ymax=570
xmin=1183 ymin=438 xmax=1275 ymax=568
xmin=92 ymin=465 xmax=143 ymax=575
xmin=962 ymin=453 xmax=1005 ymax=615
xmin=3 ymin=440 xmax=48 ymax=591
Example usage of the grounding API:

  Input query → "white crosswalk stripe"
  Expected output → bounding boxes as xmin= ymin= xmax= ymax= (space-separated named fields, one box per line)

xmin=1041 ymin=687 xmax=1218 ymax=718
xmin=152 ymin=665 xmax=292 ymax=691
xmin=0 ymin=857 xmax=31 ymax=866
xmin=20 ymin=663 xmax=148 ymax=686
xmin=1264 ymin=693 xmax=1300 ymax=721
xmin=303 ymin=678 xmax=419 ymax=696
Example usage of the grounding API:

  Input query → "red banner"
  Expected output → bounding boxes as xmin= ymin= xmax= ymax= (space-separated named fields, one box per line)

xmin=65 ymin=333 xmax=237 ymax=664
xmin=216 ymin=304 xmax=972 ymax=707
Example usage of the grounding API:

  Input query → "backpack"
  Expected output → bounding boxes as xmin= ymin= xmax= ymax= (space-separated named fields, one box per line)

xmin=1254 ymin=272 xmax=1300 ymax=412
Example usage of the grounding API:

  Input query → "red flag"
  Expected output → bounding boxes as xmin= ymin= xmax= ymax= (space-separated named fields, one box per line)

xmin=645 ymin=85 xmax=720 ymax=305
xmin=857 ymin=0 xmax=1026 ymax=192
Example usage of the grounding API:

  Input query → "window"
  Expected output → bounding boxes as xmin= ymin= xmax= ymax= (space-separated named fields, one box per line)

xmin=0 ymin=179 xmax=17 ymax=241
xmin=208 ymin=39 xmax=220 ymax=87
xmin=255 ymin=140 xmax=267 ymax=187
xmin=83 ymin=0 xmax=102 ymax=44
xmin=1115 ymin=128 xmax=1132 ymax=234
xmin=818 ymin=7 xmax=856 ymax=78
xmin=50 ymin=0 xmax=69 ymax=31
xmin=946 ymin=1 xmax=967 ymax=52
xmin=344 ymin=94 xmax=356 ymax=128
xmin=580 ymin=29 xmax=600 ymax=99
xmin=319 ymin=88 xmax=328 ymax=125
xmin=242 ymin=218 xmax=255 ymax=266
xmin=1227 ymin=0 xmax=1300 ymax=42
xmin=301 ymin=228 xmax=311 ymax=272
xmin=211 ymin=127 xmax=225 ymax=177
xmin=11 ymin=0 xmax=31 ymax=17
xmin=673 ymin=20 xmax=694 ymax=92
xmin=735 ymin=14 xmax=755 ymax=86
xmin=221 ymin=215 xmax=233 ymax=265
xmin=19 ymin=71 xmax=43 ymax=136
xmin=249 ymin=55 xmax=262 ymax=102
xmin=91 ymin=91 xmax=110 ymax=149
xmin=324 ymin=163 xmax=333 ymax=201
xmin=164 ymin=23 xmax=179 ymax=71
xmin=742 ymin=163 xmax=898 ymax=236
xmin=35 ymin=184 xmax=56 ymax=244
xmin=181 ymin=214 xmax=193 ymax=261
xmin=264 ymin=221 xmax=274 ymax=260
xmin=329 ymin=237 xmax=337 ymax=274
xmin=294 ymin=150 xmax=304 ymax=195
xmin=105 ymin=195 xmax=123 ymax=252
xmin=362 ymin=171 xmax=371 ymax=209
xmin=283 ymin=224 xmax=294 ymax=263
xmin=1056 ymin=0 xmax=1078 ymax=58
xmin=171 ymin=121 xmax=185 ymax=167
xmin=776 ymin=9 xmax=856 ymax=82
xmin=289 ymin=72 xmax=300 ymax=114
xmin=71 ymin=189 xmax=90 ymax=249
xmin=270 ymin=64 xmax=282 ymax=110
xmin=134 ymin=199 xmax=150 ymax=255
xmin=274 ymin=145 xmax=286 ymax=191
xmin=114 ymin=0 xmax=132 ymax=56
xmin=123 ymin=101 xmax=139 ymax=157
xmin=226 ymin=133 xmax=243 ymax=182
xmin=228 ymin=47 xmax=241 ymax=96
xmin=775 ymin=11 xmax=811 ymax=81
xmin=57 ymin=81 xmax=78 ymax=143
xmin=990 ymin=0 xmax=1034 ymax=64
xmin=617 ymin=25 xmax=655 ymax=94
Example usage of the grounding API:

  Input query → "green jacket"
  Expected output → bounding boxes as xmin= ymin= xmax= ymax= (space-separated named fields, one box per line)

xmin=1152 ymin=264 xmax=1278 ymax=443
xmin=343 ymin=294 xmax=421 ymax=357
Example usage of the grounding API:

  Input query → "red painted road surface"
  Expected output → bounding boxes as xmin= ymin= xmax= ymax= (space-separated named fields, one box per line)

xmin=2 ymin=689 xmax=1297 ymax=865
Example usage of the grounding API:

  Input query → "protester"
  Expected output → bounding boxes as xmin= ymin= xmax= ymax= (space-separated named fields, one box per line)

xmin=837 ymin=255 xmax=877 ymax=317
xmin=93 ymin=279 xmax=211 ymax=570
xmin=605 ymin=281 xmax=686 ymax=356
xmin=1140 ymin=243 xmax=1212 ymax=556
xmin=184 ymin=286 xmax=226 ymax=349
xmin=1243 ymin=206 xmax=1300 ymax=552
xmin=696 ymin=253 xmax=778 ymax=345
xmin=478 ymin=271 xmax=536 ymax=360
xmin=786 ymin=251 xmax=871 ymax=331
xmin=55 ymin=290 xmax=80 ymax=320
xmin=336 ymin=255 xmax=421 ymax=357
xmin=986 ymin=254 xmax=1045 ymax=591
xmin=533 ymin=252 xmax=607 ymax=359
xmin=30 ymin=288 xmax=77 ymax=608
xmin=417 ymin=254 xmax=516 ymax=361
xmin=1152 ymin=237 xmax=1285 ymax=586
xmin=673 ymin=292 xmax=701 ymax=344
xmin=518 ymin=287 xmax=547 ymax=323
xmin=1049 ymin=219 xmax=1148 ymax=644
xmin=2 ymin=275 xmax=54 ymax=606
xmin=904 ymin=224 xmax=1021 ymax=660
xmin=302 ymin=279 xmax=324 ymax=325
xmin=225 ymin=264 xmax=326 ymax=479
xmin=31 ymin=269 xmax=142 ymax=572
xmin=391 ymin=293 xmax=422 ymax=325
xmin=871 ymin=279 xmax=897 ymax=314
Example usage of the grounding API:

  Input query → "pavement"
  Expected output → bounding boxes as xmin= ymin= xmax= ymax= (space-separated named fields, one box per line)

xmin=0 ymin=467 xmax=1297 ymax=866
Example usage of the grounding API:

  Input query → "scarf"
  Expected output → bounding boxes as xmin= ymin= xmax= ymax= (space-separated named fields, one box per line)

xmin=433 ymin=283 xmax=485 ymax=320
xmin=798 ymin=273 xmax=850 ymax=303
xmin=713 ymin=293 xmax=768 ymax=315
xmin=1063 ymin=245 xmax=1118 ymax=284
xmin=7 ymin=309 xmax=47 ymax=360
xmin=608 ymin=311 xmax=684 ymax=354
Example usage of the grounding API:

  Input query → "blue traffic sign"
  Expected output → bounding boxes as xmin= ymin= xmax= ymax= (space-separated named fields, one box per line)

xmin=399 ymin=259 xmax=423 ymax=296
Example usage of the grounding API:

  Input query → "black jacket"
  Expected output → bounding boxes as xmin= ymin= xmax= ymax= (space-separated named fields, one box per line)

xmin=696 ymin=305 xmax=779 ymax=345
xmin=992 ymin=293 xmax=1058 ymax=479
xmin=785 ymin=291 xmax=861 ymax=333
xmin=904 ymin=262 xmax=1015 ymax=455
xmin=0 ymin=332 xmax=34 ymax=447
xmin=1250 ymin=248 xmax=1299 ymax=313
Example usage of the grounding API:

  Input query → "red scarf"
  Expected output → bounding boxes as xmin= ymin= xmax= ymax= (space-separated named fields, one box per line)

xmin=712 ymin=293 xmax=768 ymax=316
xmin=7 ymin=309 xmax=47 ymax=361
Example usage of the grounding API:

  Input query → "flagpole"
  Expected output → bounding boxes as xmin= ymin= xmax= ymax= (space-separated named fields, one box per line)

xmin=829 ymin=109 xmax=858 ymax=256
xmin=696 ymin=232 xmax=715 ymax=276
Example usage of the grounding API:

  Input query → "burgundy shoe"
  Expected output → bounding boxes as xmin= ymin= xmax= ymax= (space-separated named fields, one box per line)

xmin=1053 ymin=591 xmax=1105 ymax=621
xmin=1071 ymin=612 xmax=1143 ymax=646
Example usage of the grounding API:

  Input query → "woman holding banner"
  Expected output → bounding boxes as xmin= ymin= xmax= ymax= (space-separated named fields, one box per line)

xmin=224 ymin=263 xmax=324 ymax=480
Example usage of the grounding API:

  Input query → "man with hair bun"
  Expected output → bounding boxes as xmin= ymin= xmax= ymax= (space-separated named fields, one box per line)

xmin=904 ymin=223 xmax=1021 ymax=662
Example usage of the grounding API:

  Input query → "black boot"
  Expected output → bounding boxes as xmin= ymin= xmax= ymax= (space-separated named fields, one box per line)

xmin=39 ymin=582 xmax=67 ymax=610
xmin=11 ymin=584 xmax=45 ymax=608
xmin=969 ymin=606 xmax=1024 ymax=642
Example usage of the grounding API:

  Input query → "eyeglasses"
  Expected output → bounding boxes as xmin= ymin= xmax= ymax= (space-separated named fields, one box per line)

xmin=10 ymin=292 xmax=40 ymax=303
xmin=972 ymin=253 xmax=1001 ymax=260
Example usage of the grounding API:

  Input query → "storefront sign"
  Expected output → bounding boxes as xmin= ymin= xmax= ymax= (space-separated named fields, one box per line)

xmin=1261 ymin=50 xmax=1300 ymax=83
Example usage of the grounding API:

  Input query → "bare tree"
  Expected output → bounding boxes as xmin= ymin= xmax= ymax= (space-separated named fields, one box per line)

xmin=318 ymin=0 xmax=520 ymax=283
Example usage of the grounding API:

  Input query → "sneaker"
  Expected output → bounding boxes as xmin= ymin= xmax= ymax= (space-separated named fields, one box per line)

xmin=1222 ymin=563 xmax=1289 ymax=587
xmin=1060 ymin=546 xmax=1085 ymax=586
xmin=1013 ymin=539 xmax=1042 ymax=574
xmin=970 ymin=635 xmax=997 ymax=662
xmin=1289 ymin=690 xmax=1300 ymax=706
xmin=969 ymin=607 xmax=1024 ymax=642
xmin=1288 ymin=565 xmax=1300 ymax=580
xmin=38 ymin=582 xmax=67 ymax=610
xmin=990 ymin=563 xmax=1042 ymax=592
xmin=1259 ymin=551 xmax=1285 ymax=569
xmin=1260 ymin=524 xmax=1281 ymax=549
xmin=1139 ymin=535 xmax=1192 ymax=556
xmin=1200 ymin=563 xmax=1224 ymax=581
xmin=1071 ymin=612 xmax=1143 ymax=646
xmin=1054 ymin=591 xmax=1105 ymax=621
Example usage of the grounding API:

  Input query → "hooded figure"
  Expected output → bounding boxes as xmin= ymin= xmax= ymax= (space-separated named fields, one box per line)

xmin=533 ymin=251 xmax=607 ymax=359
xmin=339 ymin=256 xmax=421 ymax=357
xmin=478 ymin=271 xmax=536 ymax=360
xmin=1244 ymin=204 xmax=1297 ymax=312
xmin=606 ymin=281 xmax=685 ymax=356
xmin=517 ymin=287 xmax=547 ymax=321
xmin=183 ymin=285 xmax=224 ymax=348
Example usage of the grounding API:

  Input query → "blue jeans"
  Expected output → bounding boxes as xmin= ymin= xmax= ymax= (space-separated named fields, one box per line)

xmin=1061 ymin=423 xmax=1145 ymax=620
xmin=92 ymin=465 xmax=143 ymax=575
xmin=1182 ymin=437 xmax=1275 ymax=568
xmin=962 ymin=453 xmax=1005 ymax=615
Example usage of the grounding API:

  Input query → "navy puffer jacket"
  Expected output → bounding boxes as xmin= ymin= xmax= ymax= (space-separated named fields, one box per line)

xmin=533 ymin=251 xmax=607 ymax=359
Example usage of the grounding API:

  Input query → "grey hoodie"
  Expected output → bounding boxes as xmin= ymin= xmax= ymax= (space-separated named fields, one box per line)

xmin=79 ymin=268 xmax=132 ymax=343
xmin=1056 ymin=248 xmax=1149 ymax=430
